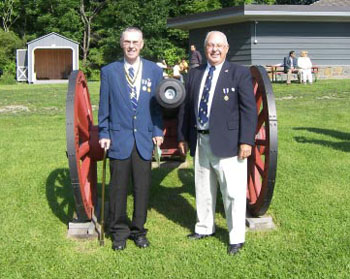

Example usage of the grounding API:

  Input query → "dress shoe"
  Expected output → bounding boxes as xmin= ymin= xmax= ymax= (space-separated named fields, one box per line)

xmin=187 ymin=232 xmax=215 ymax=240
xmin=112 ymin=240 xmax=126 ymax=251
xmin=130 ymin=235 xmax=150 ymax=248
xmin=227 ymin=243 xmax=244 ymax=255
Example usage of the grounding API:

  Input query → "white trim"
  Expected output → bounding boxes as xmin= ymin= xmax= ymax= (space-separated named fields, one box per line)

xmin=17 ymin=66 xmax=28 ymax=81
xmin=30 ymin=46 xmax=77 ymax=82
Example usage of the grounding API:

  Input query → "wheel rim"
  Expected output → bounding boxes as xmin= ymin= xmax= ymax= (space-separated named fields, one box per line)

xmin=66 ymin=70 xmax=101 ymax=221
xmin=247 ymin=65 xmax=278 ymax=217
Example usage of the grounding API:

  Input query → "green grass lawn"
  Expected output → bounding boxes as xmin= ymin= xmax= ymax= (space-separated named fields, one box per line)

xmin=0 ymin=79 xmax=349 ymax=278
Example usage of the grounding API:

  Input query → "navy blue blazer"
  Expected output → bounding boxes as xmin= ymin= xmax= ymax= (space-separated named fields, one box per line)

xmin=98 ymin=58 xmax=163 ymax=160
xmin=284 ymin=56 xmax=297 ymax=73
xmin=177 ymin=61 xmax=257 ymax=158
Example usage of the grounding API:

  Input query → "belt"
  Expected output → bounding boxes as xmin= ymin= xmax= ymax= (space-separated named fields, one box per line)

xmin=197 ymin=130 xmax=209 ymax=134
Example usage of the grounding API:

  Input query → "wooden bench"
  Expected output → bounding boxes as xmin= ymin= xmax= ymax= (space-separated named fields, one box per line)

xmin=265 ymin=65 xmax=318 ymax=83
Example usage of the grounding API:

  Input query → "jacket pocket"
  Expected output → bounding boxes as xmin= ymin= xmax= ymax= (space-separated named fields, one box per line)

xmin=227 ymin=120 xmax=238 ymax=130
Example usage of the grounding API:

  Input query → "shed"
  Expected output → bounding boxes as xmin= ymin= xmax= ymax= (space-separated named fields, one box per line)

xmin=167 ymin=1 xmax=350 ymax=79
xmin=17 ymin=32 xmax=79 ymax=83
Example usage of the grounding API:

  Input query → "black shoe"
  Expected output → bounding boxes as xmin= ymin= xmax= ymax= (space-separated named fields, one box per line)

xmin=187 ymin=232 xmax=215 ymax=240
xmin=112 ymin=240 xmax=126 ymax=251
xmin=131 ymin=235 xmax=150 ymax=248
xmin=227 ymin=243 xmax=244 ymax=255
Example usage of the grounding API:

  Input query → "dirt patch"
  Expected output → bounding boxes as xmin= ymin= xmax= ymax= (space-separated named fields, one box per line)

xmin=316 ymin=95 xmax=338 ymax=100
xmin=276 ymin=96 xmax=303 ymax=101
xmin=0 ymin=105 xmax=29 ymax=113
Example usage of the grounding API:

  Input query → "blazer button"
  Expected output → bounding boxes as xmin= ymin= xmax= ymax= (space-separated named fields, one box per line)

xmin=134 ymin=128 xmax=137 ymax=132
xmin=134 ymin=116 xmax=137 ymax=119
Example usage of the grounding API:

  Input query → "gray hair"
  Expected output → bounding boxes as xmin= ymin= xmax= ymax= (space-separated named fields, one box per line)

xmin=204 ymin=31 xmax=229 ymax=48
xmin=120 ymin=27 xmax=143 ymax=44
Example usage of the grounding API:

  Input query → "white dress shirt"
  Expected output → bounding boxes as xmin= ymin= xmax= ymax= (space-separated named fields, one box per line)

xmin=124 ymin=57 xmax=142 ymax=100
xmin=197 ymin=61 xmax=224 ymax=130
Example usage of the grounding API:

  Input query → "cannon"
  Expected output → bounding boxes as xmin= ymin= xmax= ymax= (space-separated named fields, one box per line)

xmin=65 ymin=66 xmax=277 ymax=233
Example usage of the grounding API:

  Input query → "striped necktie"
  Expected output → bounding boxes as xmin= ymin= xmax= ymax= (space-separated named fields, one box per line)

xmin=128 ymin=67 xmax=137 ymax=111
xmin=198 ymin=66 xmax=215 ymax=125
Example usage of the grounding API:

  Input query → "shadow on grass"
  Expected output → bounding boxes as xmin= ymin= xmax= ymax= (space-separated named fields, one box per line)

xmin=294 ymin=127 xmax=350 ymax=152
xmin=149 ymin=167 xmax=195 ymax=231
xmin=149 ymin=165 xmax=228 ymax=244
xmin=45 ymin=165 xmax=228 ymax=243
xmin=46 ymin=168 xmax=76 ymax=224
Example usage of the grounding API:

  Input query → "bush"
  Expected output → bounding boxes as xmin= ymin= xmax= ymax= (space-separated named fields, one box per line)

xmin=0 ymin=71 xmax=17 ymax=84
xmin=0 ymin=30 xmax=23 ymax=71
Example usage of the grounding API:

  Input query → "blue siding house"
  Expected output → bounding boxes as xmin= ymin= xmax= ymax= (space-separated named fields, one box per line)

xmin=168 ymin=1 xmax=350 ymax=79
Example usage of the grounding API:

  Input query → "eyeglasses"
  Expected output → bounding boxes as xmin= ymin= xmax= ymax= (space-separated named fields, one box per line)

xmin=122 ymin=40 xmax=141 ymax=46
xmin=206 ymin=43 xmax=227 ymax=50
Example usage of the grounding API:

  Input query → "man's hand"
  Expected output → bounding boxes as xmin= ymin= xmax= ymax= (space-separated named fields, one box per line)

xmin=238 ymin=144 xmax=252 ymax=160
xmin=99 ymin=138 xmax=111 ymax=150
xmin=178 ymin=141 xmax=188 ymax=156
xmin=153 ymin=136 xmax=163 ymax=147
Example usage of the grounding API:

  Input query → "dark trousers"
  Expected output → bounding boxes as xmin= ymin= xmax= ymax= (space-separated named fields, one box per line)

xmin=109 ymin=144 xmax=151 ymax=242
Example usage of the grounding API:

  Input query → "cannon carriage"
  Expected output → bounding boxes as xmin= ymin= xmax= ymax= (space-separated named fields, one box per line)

xmin=65 ymin=66 xmax=277 ymax=226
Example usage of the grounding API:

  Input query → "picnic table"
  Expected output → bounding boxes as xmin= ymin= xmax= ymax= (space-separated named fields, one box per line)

xmin=265 ymin=65 xmax=319 ymax=82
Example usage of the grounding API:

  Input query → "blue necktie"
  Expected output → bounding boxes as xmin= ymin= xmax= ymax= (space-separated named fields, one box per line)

xmin=128 ymin=67 xmax=137 ymax=111
xmin=198 ymin=66 xmax=215 ymax=125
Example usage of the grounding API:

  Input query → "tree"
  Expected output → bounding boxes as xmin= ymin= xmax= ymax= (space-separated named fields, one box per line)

xmin=0 ymin=0 xmax=19 ymax=32
xmin=79 ymin=0 xmax=107 ymax=64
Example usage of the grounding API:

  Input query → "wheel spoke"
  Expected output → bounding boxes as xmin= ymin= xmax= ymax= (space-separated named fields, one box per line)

xmin=253 ymin=81 xmax=259 ymax=95
xmin=255 ymin=91 xmax=263 ymax=114
xmin=248 ymin=172 xmax=257 ymax=203
xmin=78 ymin=141 xmax=90 ymax=159
xmin=255 ymin=153 xmax=265 ymax=177
xmin=80 ymin=156 xmax=91 ymax=187
xmin=256 ymin=107 xmax=267 ymax=132
xmin=82 ymin=86 xmax=93 ymax=123
xmin=77 ymin=121 xmax=89 ymax=140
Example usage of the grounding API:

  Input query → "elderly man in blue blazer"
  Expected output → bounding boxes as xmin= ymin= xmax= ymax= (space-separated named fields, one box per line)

xmin=178 ymin=31 xmax=257 ymax=255
xmin=98 ymin=27 xmax=163 ymax=251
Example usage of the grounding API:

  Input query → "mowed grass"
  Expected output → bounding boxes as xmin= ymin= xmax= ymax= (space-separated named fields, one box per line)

xmin=0 ymin=79 xmax=350 ymax=279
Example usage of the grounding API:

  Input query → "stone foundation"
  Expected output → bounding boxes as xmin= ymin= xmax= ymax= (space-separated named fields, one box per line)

xmin=316 ymin=66 xmax=350 ymax=80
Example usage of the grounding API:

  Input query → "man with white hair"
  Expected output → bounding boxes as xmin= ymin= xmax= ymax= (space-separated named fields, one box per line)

xmin=178 ymin=31 xmax=257 ymax=255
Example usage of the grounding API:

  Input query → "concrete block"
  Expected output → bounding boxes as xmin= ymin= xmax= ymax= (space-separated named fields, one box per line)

xmin=67 ymin=221 xmax=98 ymax=239
xmin=246 ymin=214 xmax=276 ymax=231
xmin=152 ymin=160 xmax=188 ymax=169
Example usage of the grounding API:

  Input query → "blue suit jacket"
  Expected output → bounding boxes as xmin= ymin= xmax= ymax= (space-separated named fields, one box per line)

xmin=284 ymin=56 xmax=297 ymax=73
xmin=98 ymin=58 xmax=163 ymax=160
xmin=177 ymin=61 xmax=257 ymax=158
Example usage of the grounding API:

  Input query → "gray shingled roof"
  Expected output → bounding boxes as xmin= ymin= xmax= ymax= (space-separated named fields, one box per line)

xmin=312 ymin=0 xmax=350 ymax=6
xmin=27 ymin=32 xmax=79 ymax=45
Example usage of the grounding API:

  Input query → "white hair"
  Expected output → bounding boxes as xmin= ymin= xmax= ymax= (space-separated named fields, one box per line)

xmin=204 ymin=31 xmax=229 ymax=48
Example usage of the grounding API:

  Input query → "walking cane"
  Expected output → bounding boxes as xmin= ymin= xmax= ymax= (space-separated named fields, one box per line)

xmin=99 ymin=147 xmax=107 ymax=246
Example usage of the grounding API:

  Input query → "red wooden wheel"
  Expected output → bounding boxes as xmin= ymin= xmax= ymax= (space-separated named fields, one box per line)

xmin=247 ymin=66 xmax=278 ymax=217
xmin=66 ymin=70 xmax=103 ymax=221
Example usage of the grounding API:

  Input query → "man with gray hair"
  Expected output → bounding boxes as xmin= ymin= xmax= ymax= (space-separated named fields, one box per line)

xmin=98 ymin=27 xmax=163 ymax=251
xmin=178 ymin=31 xmax=257 ymax=255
